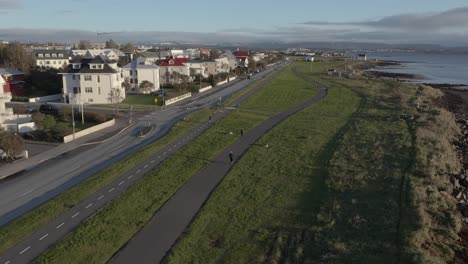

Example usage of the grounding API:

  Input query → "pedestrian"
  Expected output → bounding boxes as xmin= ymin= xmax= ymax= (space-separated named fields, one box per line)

xmin=229 ymin=151 xmax=234 ymax=163
xmin=209 ymin=115 xmax=212 ymax=124
xmin=240 ymin=128 xmax=244 ymax=136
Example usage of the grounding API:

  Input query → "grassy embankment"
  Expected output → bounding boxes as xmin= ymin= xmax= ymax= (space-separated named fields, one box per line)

xmin=166 ymin=60 xmax=461 ymax=263
xmin=0 ymin=68 xmax=284 ymax=253
xmin=34 ymin=65 xmax=318 ymax=263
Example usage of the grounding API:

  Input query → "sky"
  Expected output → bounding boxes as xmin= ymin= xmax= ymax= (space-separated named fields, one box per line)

xmin=0 ymin=0 xmax=468 ymax=46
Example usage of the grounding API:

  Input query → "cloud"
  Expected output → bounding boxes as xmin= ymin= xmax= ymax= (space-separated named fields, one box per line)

xmin=302 ymin=6 xmax=468 ymax=31
xmin=0 ymin=0 xmax=20 ymax=9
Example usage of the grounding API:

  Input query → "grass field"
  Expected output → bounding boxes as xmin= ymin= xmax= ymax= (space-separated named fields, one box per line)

xmin=0 ymin=108 xmax=215 ymax=253
xmin=166 ymin=61 xmax=461 ymax=263
xmin=34 ymin=64 xmax=322 ymax=263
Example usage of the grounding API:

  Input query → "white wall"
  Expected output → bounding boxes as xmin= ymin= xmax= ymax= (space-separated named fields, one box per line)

xmin=37 ymin=59 xmax=69 ymax=69
xmin=62 ymin=73 xmax=125 ymax=104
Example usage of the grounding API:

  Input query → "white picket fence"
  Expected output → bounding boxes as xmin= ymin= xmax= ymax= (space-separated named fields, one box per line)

xmin=165 ymin=93 xmax=192 ymax=106
xmin=29 ymin=94 xmax=63 ymax=103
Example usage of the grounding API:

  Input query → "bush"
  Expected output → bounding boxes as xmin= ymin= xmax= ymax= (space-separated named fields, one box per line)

xmin=83 ymin=112 xmax=108 ymax=123
xmin=43 ymin=115 xmax=56 ymax=129
xmin=11 ymin=96 xmax=28 ymax=102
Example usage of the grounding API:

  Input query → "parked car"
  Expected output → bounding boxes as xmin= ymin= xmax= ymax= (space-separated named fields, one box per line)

xmin=25 ymin=106 xmax=37 ymax=113
xmin=39 ymin=104 xmax=59 ymax=116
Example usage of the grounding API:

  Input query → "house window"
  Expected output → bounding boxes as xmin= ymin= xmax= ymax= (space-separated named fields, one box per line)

xmin=134 ymin=70 xmax=138 ymax=76
xmin=45 ymin=54 xmax=50 ymax=58
xmin=91 ymin=65 xmax=97 ymax=69
xmin=38 ymin=61 xmax=43 ymax=65
xmin=52 ymin=54 xmax=57 ymax=57
xmin=73 ymin=64 xmax=80 ymax=69
xmin=85 ymin=87 xmax=93 ymax=93
xmin=73 ymin=87 xmax=81 ymax=94
xmin=97 ymin=75 xmax=100 ymax=83
xmin=129 ymin=70 xmax=133 ymax=76
xmin=53 ymin=61 xmax=56 ymax=64
xmin=38 ymin=54 xmax=44 ymax=58
xmin=88 ymin=98 xmax=94 ymax=103
xmin=84 ymin=75 xmax=92 ymax=81
xmin=46 ymin=61 xmax=51 ymax=65
xmin=130 ymin=79 xmax=133 ymax=84
xmin=98 ymin=64 xmax=103 ymax=69
xmin=58 ymin=54 xmax=64 ymax=58
xmin=98 ymin=87 xmax=101 ymax=95
xmin=72 ymin=75 xmax=76 ymax=80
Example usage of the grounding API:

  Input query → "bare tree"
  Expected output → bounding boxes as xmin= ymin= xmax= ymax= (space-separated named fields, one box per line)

xmin=107 ymin=88 xmax=124 ymax=113
xmin=78 ymin=40 xmax=91 ymax=50
xmin=0 ymin=129 xmax=24 ymax=160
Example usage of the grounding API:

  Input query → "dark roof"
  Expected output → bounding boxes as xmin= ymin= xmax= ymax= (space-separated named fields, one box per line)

xmin=0 ymin=68 xmax=24 ymax=76
xmin=32 ymin=49 xmax=70 ymax=60
xmin=61 ymin=57 xmax=118 ymax=74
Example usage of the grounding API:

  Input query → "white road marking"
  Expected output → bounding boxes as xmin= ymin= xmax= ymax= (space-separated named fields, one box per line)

xmin=85 ymin=203 xmax=93 ymax=209
xmin=157 ymin=156 xmax=161 ymax=158
xmin=128 ymin=175 xmax=133 ymax=179
xmin=136 ymin=170 xmax=141 ymax=173
xmin=39 ymin=233 xmax=48 ymax=241
xmin=163 ymin=152 xmax=167 ymax=155
xmin=19 ymin=246 xmax=30 ymax=254
xmin=144 ymin=165 xmax=148 ymax=168
xmin=20 ymin=189 xmax=34 ymax=197
xmin=4 ymin=260 xmax=11 ymax=264
xmin=119 ymin=181 xmax=125 ymax=186
xmin=72 ymin=212 xmax=80 ymax=218
xmin=109 ymin=188 xmax=115 ymax=193
xmin=183 ymin=138 xmax=186 ymax=141
xmin=98 ymin=195 xmax=104 ymax=200
xmin=151 ymin=160 xmax=155 ymax=163
xmin=56 ymin=222 xmax=65 ymax=229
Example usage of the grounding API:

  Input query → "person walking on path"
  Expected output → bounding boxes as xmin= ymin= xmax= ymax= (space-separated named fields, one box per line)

xmin=240 ymin=128 xmax=244 ymax=136
xmin=229 ymin=151 xmax=234 ymax=163
xmin=209 ymin=115 xmax=212 ymax=124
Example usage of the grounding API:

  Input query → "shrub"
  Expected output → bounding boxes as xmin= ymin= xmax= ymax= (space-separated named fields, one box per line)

xmin=83 ymin=112 xmax=108 ymax=123
xmin=43 ymin=115 xmax=56 ymax=129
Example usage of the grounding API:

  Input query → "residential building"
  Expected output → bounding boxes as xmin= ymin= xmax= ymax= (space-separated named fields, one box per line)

xmin=186 ymin=59 xmax=217 ymax=78
xmin=199 ymin=48 xmax=210 ymax=58
xmin=233 ymin=50 xmax=249 ymax=67
xmin=0 ymin=68 xmax=26 ymax=96
xmin=305 ymin=56 xmax=315 ymax=62
xmin=136 ymin=51 xmax=160 ymax=65
xmin=122 ymin=58 xmax=160 ymax=94
xmin=60 ymin=56 xmax=125 ymax=104
xmin=219 ymin=51 xmax=238 ymax=70
xmin=354 ymin=54 xmax=368 ymax=61
xmin=71 ymin=49 xmax=124 ymax=62
xmin=252 ymin=53 xmax=267 ymax=62
xmin=215 ymin=57 xmax=231 ymax=73
xmin=159 ymin=57 xmax=190 ymax=85
xmin=184 ymin=48 xmax=201 ymax=60
xmin=0 ymin=74 xmax=34 ymax=133
xmin=32 ymin=49 xmax=70 ymax=69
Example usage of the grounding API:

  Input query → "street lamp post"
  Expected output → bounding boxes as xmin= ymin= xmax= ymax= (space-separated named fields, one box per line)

xmin=71 ymin=102 xmax=76 ymax=140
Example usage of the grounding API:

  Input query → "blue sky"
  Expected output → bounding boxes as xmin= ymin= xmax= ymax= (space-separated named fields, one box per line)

xmin=1 ymin=0 xmax=468 ymax=45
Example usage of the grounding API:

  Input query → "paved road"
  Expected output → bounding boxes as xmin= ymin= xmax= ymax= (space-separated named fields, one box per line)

xmin=110 ymin=68 xmax=328 ymax=264
xmin=0 ymin=63 xmax=287 ymax=264
xmin=0 ymin=64 xmax=282 ymax=227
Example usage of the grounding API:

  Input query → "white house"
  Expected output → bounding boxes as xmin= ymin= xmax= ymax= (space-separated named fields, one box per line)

xmin=215 ymin=57 xmax=231 ymax=73
xmin=354 ymin=54 xmax=368 ymax=61
xmin=122 ymin=58 xmax=160 ymax=94
xmin=159 ymin=57 xmax=190 ymax=85
xmin=305 ymin=56 xmax=315 ymax=62
xmin=186 ymin=59 xmax=217 ymax=78
xmin=32 ymin=49 xmax=70 ymax=69
xmin=71 ymin=49 xmax=124 ymax=62
xmin=60 ymin=56 xmax=125 ymax=104
xmin=0 ymin=75 xmax=34 ymax=133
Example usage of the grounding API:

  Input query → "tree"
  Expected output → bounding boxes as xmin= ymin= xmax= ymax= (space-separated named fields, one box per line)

xmin=0 ymin=42 xmax=34 ymax=72
xmin=107 ymin=88 xmax=124 ymax=113
xmin=139 ymin=81 xmax=154 ymax=94
xmin=209 ymin=50 xmax=220 ymax=59
xmin=26 ymin=67 xmax=62 ymax=96
xmin=105 ymin=39 xmax=119 ymax=49
xmin=248 ymin=56 xmax=256 ymax=72
xmin=0 ymin=129 xmax=24 ymax=160
xmin=122 ymin=80 xmax=131 ymax=95
xmin=120 ymin=43 xmax=135 ymax=53
xmin=78 ymin=40 xmax=91 ymax=49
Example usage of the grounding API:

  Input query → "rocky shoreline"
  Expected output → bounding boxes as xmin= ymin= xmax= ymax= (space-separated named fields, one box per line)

xmin=439 ymin=88 xmax=468 ymax=264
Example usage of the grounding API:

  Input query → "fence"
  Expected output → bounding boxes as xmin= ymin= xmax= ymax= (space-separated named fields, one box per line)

xmin=63 ymin=118 xmax=116 ymax=143
xmin=199 ymin=76 xmax=237 ymax=93
xmin=28 ymin=94 xmax=63 ymax=103
xmin=165 ymin=92 xmax=192 ymax=106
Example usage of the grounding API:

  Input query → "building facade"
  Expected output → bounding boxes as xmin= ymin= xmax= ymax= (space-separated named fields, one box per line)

xmin=159 ymin=57 xmax=190 ymax=85
xmin=32 ymin=49 xmax=70 ymax=69
xmin=0 ymin=68 xmax=26 ymax=96
xmin=122 ymin=58 xmax=160 ymax=93
xmin=60 ymin=56 xmax=125 ymax=104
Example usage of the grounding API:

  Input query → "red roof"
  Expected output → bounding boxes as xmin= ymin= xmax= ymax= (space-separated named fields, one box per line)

xmin=160 ymin=57 xmax=188 ymax=67
xmin=199 ymin=48 xmax=210 ymax=53
xmin=233 ymin=50 xmax=249 ymax=58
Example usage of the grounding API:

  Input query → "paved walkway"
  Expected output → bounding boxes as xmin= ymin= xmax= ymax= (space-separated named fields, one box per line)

xmin=0 ymin=63 xmax=287 ymax=264
xmin=111 ymin=68 xmax=327 ymax=264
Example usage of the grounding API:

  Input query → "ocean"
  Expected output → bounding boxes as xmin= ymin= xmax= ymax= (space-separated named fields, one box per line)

xmin=365 ymin=51 xmax=468 ymax=85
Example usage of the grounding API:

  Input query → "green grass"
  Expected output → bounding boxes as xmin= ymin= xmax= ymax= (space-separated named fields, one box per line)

xmin=241 ymin=66 xmax=317 ymax=111
xmin=0 ymin=108 xmax=215 ymax=253
xmin=166 ymin=61 xmax=461 ymax=263
xmin=121 ymin=94 xmax=158 ymax=105
xmin=34 ymin=63 xmax=320 ymax=263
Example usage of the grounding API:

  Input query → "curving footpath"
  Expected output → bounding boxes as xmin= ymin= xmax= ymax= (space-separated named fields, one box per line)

xmin=0 ymin=63 xmax=288 ymax=264
xmin=110 ymin=68 xmax=328 ymax=264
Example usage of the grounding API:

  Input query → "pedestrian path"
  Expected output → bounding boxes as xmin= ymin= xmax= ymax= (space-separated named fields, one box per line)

xmin=111 ymin=67 xmax=327 ymax=264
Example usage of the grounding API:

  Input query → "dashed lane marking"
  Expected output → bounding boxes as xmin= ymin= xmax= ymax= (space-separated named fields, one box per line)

xmin=109 ymin=188 xmax=115 ymax=193
xmin=85 ymin=203 xmax=93 ymax=209
xmin=4 ymin=260 xmax=11 ymax=264
xmin=144 ymin=165 xmax=148 ymax=168
xmin=98 ymin=195 xmax=104 ymax=200
xmin=56 ymin=222 xmax=65 ymax=229
xmin=119 ymin=181 xmax=125 ymax=186
xmin=72 ymin=212 xmax=80 ymax=219
xmin=19 ymin=246 xmax=30 ymax=255
xmin=151 ymin=160 xmax=155 ymax=163
xmin=128 ymin=175 xmax=133 ymax=179
xmin=39 ymin=233 xmax=48 ymax=241
xmin=157 ymin=156 xmax=161 ymax=159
